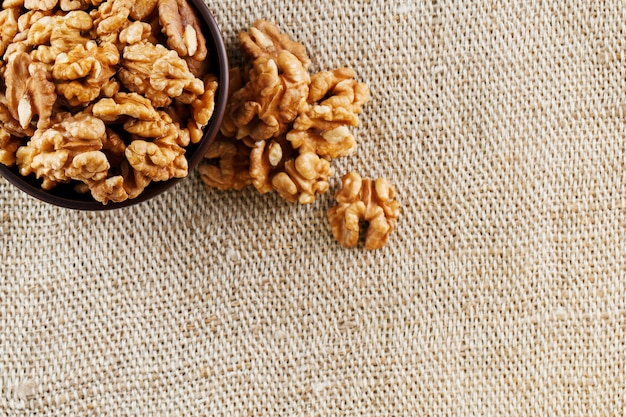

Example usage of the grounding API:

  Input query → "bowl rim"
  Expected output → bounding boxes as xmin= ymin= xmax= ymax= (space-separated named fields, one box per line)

xmin=0 ymin=1 xmax=229 ymax=211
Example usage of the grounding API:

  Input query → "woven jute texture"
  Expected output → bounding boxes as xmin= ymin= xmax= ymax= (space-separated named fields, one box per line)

xmin=2 ymin=1 xmax=626 ymax=415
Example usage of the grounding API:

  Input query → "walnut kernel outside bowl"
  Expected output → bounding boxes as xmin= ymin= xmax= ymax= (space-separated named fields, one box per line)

xmin=0 ymin=0 xmax=228 ymax=211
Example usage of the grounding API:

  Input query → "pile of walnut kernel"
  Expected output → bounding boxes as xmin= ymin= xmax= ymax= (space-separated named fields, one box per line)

xmin=0 ymin=0 xmax=218 ymax=204
xmin=199 ymin=21 xmax=399 ymax=250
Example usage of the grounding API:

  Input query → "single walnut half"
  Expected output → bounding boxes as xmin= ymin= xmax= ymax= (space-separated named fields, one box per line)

xmin=226 ymin=57 xmax=280 ymax=140
xmin=239 ymin=20 xmax=310 ymax=69
xmin=248 ymin=139 xmax=330 ymax=204
xmin=18 ymin=11 xmax=92 ymax=70
xmin=64 ymin=149 xmax=109 ymax=181
xmin=119 ymin=41 xmax=204 ymax=107
xmin=83 ymin=159 xmax=151 ymax=203
xmin=191 ymin=73 xmax=217 ymax=127
xmin=85 ymin=174 xmax=127 ymax=203
xmin=85 ymin=158 xmax=152 ymax=203
xmin=122 ymin=110 xmax=172 ymax=138
xmin=328 ymin=172 xmax=399 ymax=250
xmin=52 ymin=40 xmax=119 ymax=81
xmin=4 ymin=51 xmax=56 ymax=129
xmin=271 ymin=152 xmax=330 ymax=204
xmin=19 ymin=10 xmax=53 ymax=37
xmin=91 ymin=0 xmax=158 ymax=46
xmin=15 ymin=111 xmax=108 ymax=189
xmin=53 ymin=40 xmax=120 ymax=106
xmin=49 ymin=11 xmax=93 ymax=52
xmin=227 ymin=51 xmax=309 ymax=141
xmin=125 ymin=124 xmax=187 ymax=182
xmin=91 ymin=0 xmax=131 ymax=40
xmin=198 ymin=134 xmax=251 ymax=191
xmin=118 ymin=20 xmax=152 ymax=45
xmin=287 ymin=68 xmax=370 ymax=158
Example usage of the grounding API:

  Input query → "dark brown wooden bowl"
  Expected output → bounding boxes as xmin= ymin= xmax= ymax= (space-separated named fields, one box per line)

xmin=0 ymin=0 xmax=228 ymax=210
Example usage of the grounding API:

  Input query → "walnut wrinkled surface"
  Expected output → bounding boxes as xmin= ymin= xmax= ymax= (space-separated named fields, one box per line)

xmin=119 ymin=41 xmax=204 ymax=107
xmin=288 ymin=68 xmax=370 ymax=158
xmin=125 ymin=134 xmax=187 ymax=182
xmin=219 ymin=21 xmax=311 ymax=142
xmin=157 ymin=0 xmax=206 ymax=61
xmin=0 ymin=126 xmax=21 ymax=166
xmin=15 ymin=111 xmax=108 ymax=189
xmin=85 ymin=161 xmax=150 ymax=204
xmin=53 ymin=40 xmax=119 ymax=105
xmin=0 ymin=0 xmax=218 ymax=204
xmin=123 ymin=110 xmax=172 ymax=138
xmin=92 ymin=92 xmax=159 ymax=122
xmin=239 ymin=20 xmax=310 ymax=69
xmin=248 ymin=139 xmax=330 ymax=204
xmin=198 ymin=134 xmax=251 ymax=191
xmin=0 ymin=8 xmax=19 ymax=57
xmin=24 ymin=0 xmax=58 ymax=11
xmin=118 ymin=21 xmax=152 ymax=45
xmin=328 ymin=172 xmax=399 ymax=250
xmin=4 ymin=51 xmax=56 ymax=129
xmin=270 ymin=150 xmax=330 ymax=204
xmin=0 ymin=93 xmax=34 ymax=137
xmin=91 ymin=0 xmax=131 ymax=41
xmin=227 ymin=52 xmax=309 ymax=141
xmin=191 ymin=73 xmax=217 ymax=127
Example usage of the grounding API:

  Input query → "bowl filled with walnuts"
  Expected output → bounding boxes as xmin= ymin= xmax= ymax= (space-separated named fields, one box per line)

xmin=0 ymin=0 xmax=228 ymax=209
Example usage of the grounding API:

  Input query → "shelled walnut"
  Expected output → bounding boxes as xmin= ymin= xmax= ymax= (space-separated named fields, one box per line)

xmin=226 ymin=52 xmax=309 ymax=141
xmin=287 ymin=68 xmax=370 ymax=159
xmin=328 ymin=172 xmax=399 ymax=250
xmin=248 ymin=139 xmax=330 ymax=204
xmin=118 ymin=41 xmax=203 ymax=107
xmin=125 ymin=126 xmax=188 ymax=182
xmin=15 ymin=111 xmax=109 ymax=189
xmin=0 ymin=0 xmax=218 ymax=204
xmin=4 ymin=51 xmax=56 ymax=129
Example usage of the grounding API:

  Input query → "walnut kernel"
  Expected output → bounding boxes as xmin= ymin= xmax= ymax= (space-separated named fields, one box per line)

xmin=198 ymin=134 xmax=251 ymax=191
xmin=328 ymin=172 xmax=399 ymax=250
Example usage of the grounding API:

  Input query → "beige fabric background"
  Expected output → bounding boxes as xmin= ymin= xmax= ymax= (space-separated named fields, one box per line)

xmin=2 ymin=0 xmax=626 ymax=415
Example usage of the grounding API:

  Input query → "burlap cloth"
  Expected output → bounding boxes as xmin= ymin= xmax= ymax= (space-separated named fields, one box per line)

xmin=1 ymin=0 xmax=625 ymax=415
